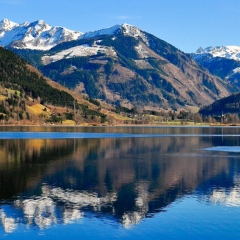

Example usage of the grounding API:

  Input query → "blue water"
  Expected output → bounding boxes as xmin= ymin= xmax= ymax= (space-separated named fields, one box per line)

xmin=204 ymin=146 xmax=240 ymax=152
xmin=3 ymin=197 xmax=240 ymax=240
xmin=0 ymin=126 xmax=240 ymax=239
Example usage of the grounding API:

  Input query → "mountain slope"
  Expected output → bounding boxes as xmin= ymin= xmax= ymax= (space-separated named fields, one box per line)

xmin=0 ymin=46 xmax=109 ymax=125
xmin=0 ymin=46 xmax=74 ymax=105
xmin=199 ymin=92 xmax=240 ymax=115
xmin=39 ymin=24 xmax=233 ymax=110
xmin=2 ymin=20 xmax=235 ymax=110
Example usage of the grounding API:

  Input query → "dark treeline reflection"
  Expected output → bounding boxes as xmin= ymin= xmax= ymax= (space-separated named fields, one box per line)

xmin=0 ymin=128 xmax=240 ymax=231
xmin=0 ymin=138 xmax=76 ymax=200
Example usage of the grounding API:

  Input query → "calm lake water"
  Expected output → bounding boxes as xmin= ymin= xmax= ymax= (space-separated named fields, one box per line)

xmin=0 ymin=126 xmax=240 ymax=239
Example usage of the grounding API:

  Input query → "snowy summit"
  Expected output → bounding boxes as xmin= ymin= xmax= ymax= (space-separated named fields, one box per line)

xmin=0 ymin=18 xmax=18 ymax=31
xmin=0 ymin=19 xmax=147 ymax=51
xmin=79 ymin=23 xmax=147 ymax=43
xmin=0 ymin=18 xmax=83 ymax=50
xmin=195 ymin=46 xmax=240 ymax=62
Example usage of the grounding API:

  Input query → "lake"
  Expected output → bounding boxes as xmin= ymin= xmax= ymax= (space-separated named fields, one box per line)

xmin=0 ymin=126 xmax=240 ymax=239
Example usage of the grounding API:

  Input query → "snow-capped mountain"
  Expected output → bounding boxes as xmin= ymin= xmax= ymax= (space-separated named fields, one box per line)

xmin=79 ymin=24 xmax=121 ymax=40
xmin=192 ymin=46 xmax=240 ymax=87
xmin=79 ymin=23 xmax=148 ymax=44
xmin=0 ymin=19 xmax=148 ymax=51
xmin=37 ymin=23 xmax=231 ymax=110
xmin=1 ymin=18 xmax=233 ymax=110
xmin=195 ymin=46 xmax=240 ymax=61
xmin=41 ymin=24 xmax=149 ymax=64
xmin=0 ymin=18 xmax=83 ymax=50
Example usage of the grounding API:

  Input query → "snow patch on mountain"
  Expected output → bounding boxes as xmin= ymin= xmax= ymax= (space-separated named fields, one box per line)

xmin=42 ymin=44 xmax=116 ymax=65
xmin=232 ymin=67 xmax=240 ymax=74
xmin=195 ymin=46 xmax=240 ymax=61
xmin=135 ymin=43 xmax=150 ymax=58
xmin=227 ymin=67 xmax=240 ymax=80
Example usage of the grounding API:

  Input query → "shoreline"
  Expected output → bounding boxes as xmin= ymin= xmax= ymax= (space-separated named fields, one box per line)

xmin=0 ymin=123 xmax=239 ymax=128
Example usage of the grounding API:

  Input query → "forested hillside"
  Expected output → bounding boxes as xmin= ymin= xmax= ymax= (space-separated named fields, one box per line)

xmin=199 ymin=92 xmax=240 ymax=115
xmin=0 ymin=47 xmax=107 ymax=125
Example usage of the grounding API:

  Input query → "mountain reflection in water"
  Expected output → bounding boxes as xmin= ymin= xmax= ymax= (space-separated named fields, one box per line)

xmin=0 ymin=127 xmax=240 ymax=234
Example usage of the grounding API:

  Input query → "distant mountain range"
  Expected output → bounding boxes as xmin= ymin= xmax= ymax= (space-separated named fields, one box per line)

xmin=0 ymin=18 xmax=82 ymax=50
xmin=195 ymin=46 xmax=240 ymax=61
xmin=192 ymin=46 xmax=240 ymax=115
xmin=0 ymin=18 xmax=234 ymax=111
xmin=192 ymin=46 xmax=240 ymax=87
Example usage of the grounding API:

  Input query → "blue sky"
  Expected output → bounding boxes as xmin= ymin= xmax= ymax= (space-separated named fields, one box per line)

xmin=1 ymin=0 xmax=240 ymax=53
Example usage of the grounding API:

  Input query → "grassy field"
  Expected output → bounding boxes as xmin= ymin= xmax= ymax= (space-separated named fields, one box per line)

xmin=5 ymin=89 xmax=21 ymax=97
xmin=62 ymin=120 xmax=76 ymax=125
xmin=27 ymin=104 xmax=51 ymax=116
xmin=0 ymin=95 xmax=7 ymax=101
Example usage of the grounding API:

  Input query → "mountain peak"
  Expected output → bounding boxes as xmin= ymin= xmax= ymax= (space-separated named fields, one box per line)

xmin=196 ymin=47 xmax=204 ymax=54
xmin=29 ymin=19 xmax=51 ymax=32
xmin=31 ymin=19 xmax=48 ymax=26
xmin=120 ymin=23 xmax=149 ymax=44
xmin=120 ymin=23 xmax=139 ymax=35
xmin=0 ymin=18 xmax=82 ymax=50
xmin=0 ymin=18 xmax=18 ymax=31
xmin=0 ymin=19 xmax=149 ymax=50
xmin=79 ymin=23 xmax=148 ymax=44
xmin=79 ymin=24 xmax=121 ymax=39
xmin=195 ymin=45 xmax=240 ymax=61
